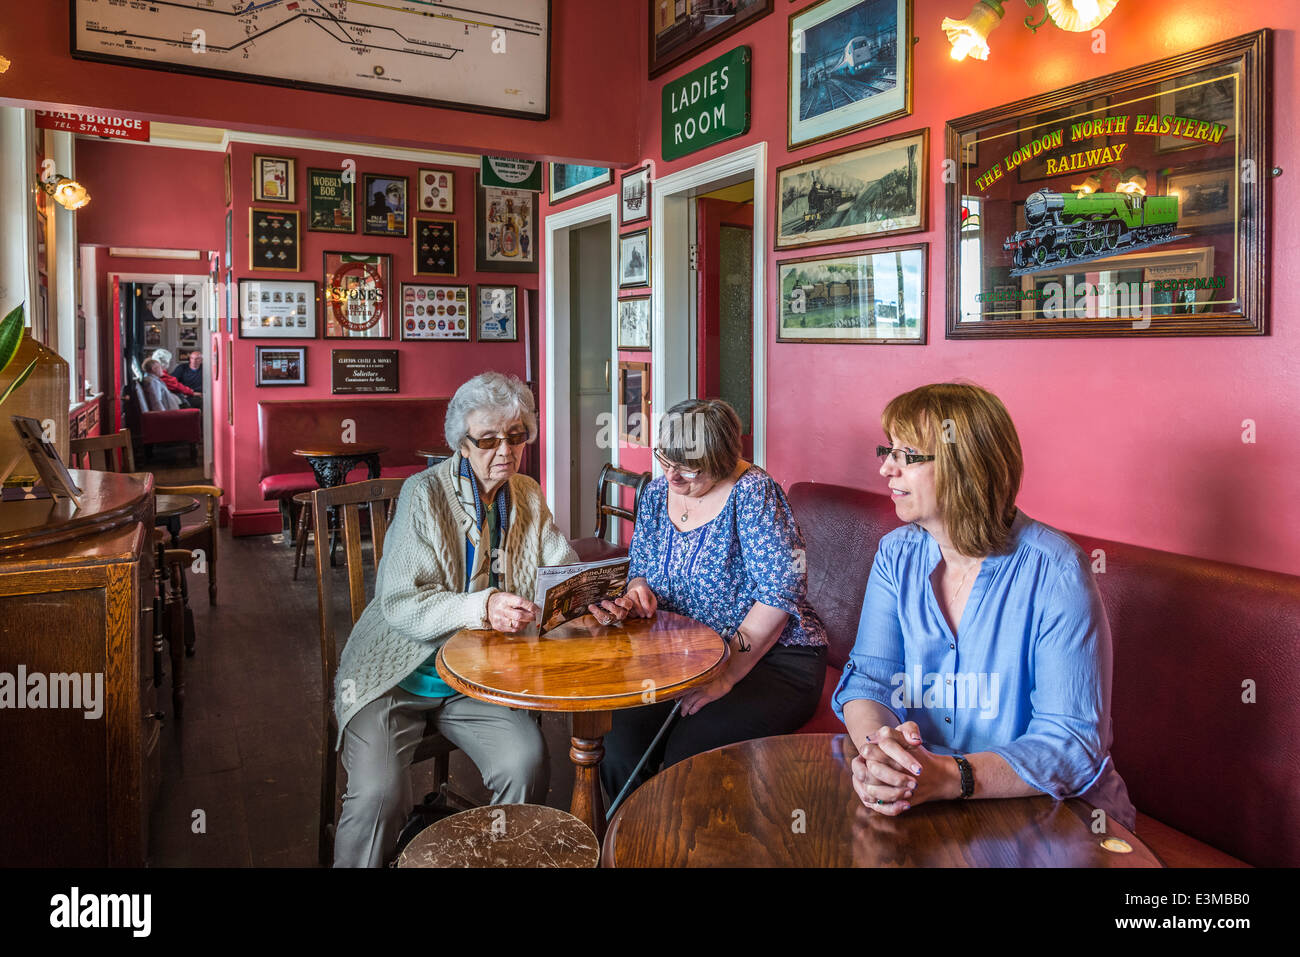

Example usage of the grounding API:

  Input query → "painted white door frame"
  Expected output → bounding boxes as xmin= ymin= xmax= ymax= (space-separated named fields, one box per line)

xmin=650 ymin=141 xmax=768 ymax=473
xmin=543 ymin=193 xmax=618 ymax=536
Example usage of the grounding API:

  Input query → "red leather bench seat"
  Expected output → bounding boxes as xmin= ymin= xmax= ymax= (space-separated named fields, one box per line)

xmin=259 ymin=464 xmax=427 ymax=501
xmin=787 ymin=482 xmax=1300 ymax=868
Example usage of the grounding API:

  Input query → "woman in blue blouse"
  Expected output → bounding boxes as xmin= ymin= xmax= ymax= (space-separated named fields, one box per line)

xmin=601 ymin=399 xmax=828 ymax=799
xmin=834 ymin=383 xmax=1135 ymax=829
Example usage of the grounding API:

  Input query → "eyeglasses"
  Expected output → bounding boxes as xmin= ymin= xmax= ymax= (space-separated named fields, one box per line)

xmin=466 ymin=430 xmax=529 ymax=450
xmin=654 ymin=450 xmax=701 ymax=480
xmin=876 ymin=445 xmax=936 ymax=467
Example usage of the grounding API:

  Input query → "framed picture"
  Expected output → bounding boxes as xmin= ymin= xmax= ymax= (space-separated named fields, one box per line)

xmin=400 ymin=283 xmax=471 ymax=340
xmin=413 ymin=217 xmax=458 ymax=276
xmin=549 ymin=164 xmax=611 ymax=204
xmin=649 ymin=0 xmax=772 ymax=78
xmin=238 ymin=279 xmax=317 ymax=338
xmin=617 ymin=296 xmax=651 ymax=351
xmin=332 ymin=349 xmax=399 ymax=394
xmin=224 ymin=210 xmax=233 ymax=273
xmin=323 ymin=252 xmax=392 ymax=339
xmin=416 ymin=169 xmax=455 ymax=213
xmin=308 ymin=168 xmax=355 ymax=232
xmin=144 ymin=322 xmax=162 ymax=348
xmin=477 ymin=285 xmax=518 ymax=341
xmin=225 ymin=339 xmax=234 ymax=425
xmin=619 ymin=228 xmax=650 ymax=288
xmin=475 ymin=177 xmax=538 ymax=272
xmin=775 ymin=128 xmax=927 ymax=250
xmin=788 ymin=0 xmax=913 ymax=149
xmin=177 ymin=327 xmax=198 ymax=351
xmin=618 ymin=361 xmax=651 ymax=445
xmin=620 ymin=165 xmax=651 ymax=225
xmin=253 ymin=154 xmax=295 ymax=203
xmin=255 ymin=346 xmax=307 ymax=387
xmin=249 ymin=207 xmax=300 ymax=272
xmin=224 ymin=269 xmax=233 ymax=334
xmin=362 ymin=173 xmax=408 ymax=237
xmin=223 ymin=153 xmax=232 ymax=206
xmin=777 ymin=243 xmax=926 ymax=344
xmin=945 ymin=30 xmax=1269 ymax=338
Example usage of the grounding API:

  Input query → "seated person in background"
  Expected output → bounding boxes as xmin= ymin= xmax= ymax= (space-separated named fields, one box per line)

xmin=150 ymin=348 xmax=200 ymax=407
xmin=140 ymin=358 xmax=182 ymax=412
xmin=602 ymin=398 xmax=828 ymax=801
xmin=834 ymin=382 xmax=1135 ymax=830
xmin=172 ymin=350 xmax=203 ymax=393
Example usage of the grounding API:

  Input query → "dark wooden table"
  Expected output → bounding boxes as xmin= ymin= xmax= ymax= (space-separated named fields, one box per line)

xmin=436 ymin=610 xmax=728 ymax=842
xmin=602 ymin=733 xmax=1164 ymax=868
xmin=416 ymin=447 xmax=453 ymax=468
xmin=293 ymin=444 xmax=386 ymax=564
xmin=395 ymin=804 xmax=599 ymax=868
xmin=154 ymin=493 xmax=199 ymax=548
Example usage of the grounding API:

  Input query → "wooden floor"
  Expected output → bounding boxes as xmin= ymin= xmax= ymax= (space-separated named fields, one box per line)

xmin=147 ymin=524 xmax=578 ymax=867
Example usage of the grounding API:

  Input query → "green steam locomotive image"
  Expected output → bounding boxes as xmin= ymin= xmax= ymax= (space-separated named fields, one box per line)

xmin=1004 ymin=190 xmax=1181 ymax=274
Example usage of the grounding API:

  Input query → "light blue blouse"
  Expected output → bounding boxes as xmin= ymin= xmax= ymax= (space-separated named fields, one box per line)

xmin=832 ymin=509 xmax=1135 ymax=829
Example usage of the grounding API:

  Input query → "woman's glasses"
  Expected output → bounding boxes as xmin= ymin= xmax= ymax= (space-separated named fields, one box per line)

xmin=653 ymin=450 xmax=701 ymax=480
xmin=876 ymin=446 xmax=936 ymax=467
xmin=466 ymin=430 xmax=529 ymax=450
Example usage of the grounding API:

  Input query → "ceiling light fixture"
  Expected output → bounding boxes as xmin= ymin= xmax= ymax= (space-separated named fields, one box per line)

xmin=942 ymin=0 xmax=1120 ymax=62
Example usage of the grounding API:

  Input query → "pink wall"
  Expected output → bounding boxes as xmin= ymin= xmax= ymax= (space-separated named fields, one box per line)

xmin=539 ymin=0 xmax=1300 ymax=576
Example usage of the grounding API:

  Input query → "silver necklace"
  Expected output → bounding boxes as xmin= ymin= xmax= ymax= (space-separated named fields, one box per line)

xmin=949 ymin=559 xmax=981 ymax=604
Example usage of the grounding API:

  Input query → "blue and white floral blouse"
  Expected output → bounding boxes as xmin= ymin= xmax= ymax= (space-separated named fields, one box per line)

xmin=628 ymin=466 xmax=827 ymax=648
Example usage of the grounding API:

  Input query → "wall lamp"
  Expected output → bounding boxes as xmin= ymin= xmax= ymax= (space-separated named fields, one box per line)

xmin=942 ymin=0 xmax=1120 ymax=61
xmin=37 ymin=173 xmax=92 ymax=211
xmin=1070 ymin=166 xmax=1147 ymax=197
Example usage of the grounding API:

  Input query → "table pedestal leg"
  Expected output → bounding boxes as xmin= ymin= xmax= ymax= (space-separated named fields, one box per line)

xmin=569 ymin=710 xmax=612 ymax=843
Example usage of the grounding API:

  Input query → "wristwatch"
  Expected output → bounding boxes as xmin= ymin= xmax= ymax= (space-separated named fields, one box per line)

xmin=953 ymin=754 xmax=975 ymax=799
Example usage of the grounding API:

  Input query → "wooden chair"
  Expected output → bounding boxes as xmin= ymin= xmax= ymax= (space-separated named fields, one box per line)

xmin=571 ymin=463 xmax=652 ymax=561
xmin=153 ymin=484 xmax=223 ymax=605
xmin=313 ymin=478 xmax=462 ymax=867
xmin=69 ymin=430 xmax=136 ymax=473
xmin=151 ymin=535 xmax=194 ymax=719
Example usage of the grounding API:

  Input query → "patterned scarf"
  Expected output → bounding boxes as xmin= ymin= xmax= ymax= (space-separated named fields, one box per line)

xmin=455 ymin=452 xmax=511 ymax=591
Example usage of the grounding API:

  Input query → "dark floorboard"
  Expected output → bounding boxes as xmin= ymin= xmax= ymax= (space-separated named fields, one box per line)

xmin=147 ymin=526 xmax=578 ymax=867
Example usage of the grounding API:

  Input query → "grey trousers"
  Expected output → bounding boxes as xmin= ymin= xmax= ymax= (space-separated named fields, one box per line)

xmin=333 ymin=686 xmax=549 ymax=868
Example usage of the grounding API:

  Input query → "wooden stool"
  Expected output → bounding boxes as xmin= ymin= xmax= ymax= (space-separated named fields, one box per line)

xmin=292 ymin=491 xmax=314 ymax=580
xmin=394 ymin=804 xmax=598 ymax=868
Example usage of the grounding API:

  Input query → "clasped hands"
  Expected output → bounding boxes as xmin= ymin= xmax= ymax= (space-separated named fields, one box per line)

xmin=484 ymin=578 xmax=659 ymax=633
xmin=851 ymin=721 xmax=961 ymax=816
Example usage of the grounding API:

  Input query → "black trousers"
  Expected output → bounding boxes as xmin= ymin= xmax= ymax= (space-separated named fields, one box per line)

xmin=600 ymin=642 xmax=827 ymax=803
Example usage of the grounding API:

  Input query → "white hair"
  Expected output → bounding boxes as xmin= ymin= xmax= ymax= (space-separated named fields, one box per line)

xmin=445 ymin=372 xmax=537 ymax=451
xmin=150 ymin=348 xmax=174 ymax=367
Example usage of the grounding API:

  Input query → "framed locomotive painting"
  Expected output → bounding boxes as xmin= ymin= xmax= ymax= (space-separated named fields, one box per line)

xmin=945 ymin=31 xmax=1270 ymax=339
xmin=777 ymin=243 xmax=926 ymax=344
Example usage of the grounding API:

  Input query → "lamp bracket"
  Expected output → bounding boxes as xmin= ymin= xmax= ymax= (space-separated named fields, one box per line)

xmin=1022 ymin=0 xmax=1054 ymax=33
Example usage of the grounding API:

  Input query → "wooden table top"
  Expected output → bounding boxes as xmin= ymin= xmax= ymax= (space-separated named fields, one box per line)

xmin=0 ymin=470 xmax=153 ymax=556
xmin=291 ymin=444 xmax=387 ymax=458
xmin=603 ymin=733 xmax=1164 ymax=868
xmin=154 ymin=494 xmax=200 ymax=522
xmin=436 ymin=609 xmax=728 ymax=712
xmin=416 ymin=447 xmax=453 ymax=459
xmin=395 ymin=804 xmax=598 ymax=868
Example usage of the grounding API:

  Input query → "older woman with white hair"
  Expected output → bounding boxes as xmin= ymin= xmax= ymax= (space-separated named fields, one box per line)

xmin=332 ymin=371 xmax=632 ymax=867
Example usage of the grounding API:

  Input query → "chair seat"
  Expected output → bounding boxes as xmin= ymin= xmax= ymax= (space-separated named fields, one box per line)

xmin=570 ymin=537 xmax=629 ymax=563
xmin=394 ymin=804 xmax=598 ymax=868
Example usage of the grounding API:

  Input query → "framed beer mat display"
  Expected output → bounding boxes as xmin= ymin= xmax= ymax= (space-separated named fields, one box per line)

xmin=413 ymin=218 xmax=457 ymax=276
xmin=249 ymin=208 xmax=300 ymax=272
xmin=362 ymin=173 xmax=408 ymax=237
xmin=400 ymin=283 xmax=471 ymax=340
xmin=255 ymin=346 xmax=307 ymax=386
xmin=946 ymin=30 xmax=1270 ymax=339
xmin=323 ymin=252 xmax=392 ymax=339
xmin=475 ymin=177 xmax=538 ymax=273
xmin=239 ymin=279 xmax=317 ymax=339
xmin=777 ymin=243 xmax=926 ymax=344
xmin=775 ymin=128 xmax=927 ymax=251
xmin=252 ymin=154 xmax=295 ymax=203
xmin=417 ymin=169 xmax=455 ymax=213
xmin=308 ymin=167 xmax=355 ymax=232
xmin=477 ymin=285 xmax=518 ymax=341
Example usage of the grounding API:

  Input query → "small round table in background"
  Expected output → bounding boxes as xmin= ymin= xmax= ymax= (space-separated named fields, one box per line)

xmin=602 ymin=733 xmax=1164 ymax=868
xmin=293 ymin=444 xmax=387 ymax=565
xmin=395 ymin=804 xmax=598 ymax=868
xmin=436 ymin=610 xmax=728 ymax=842
xmin=416 ymin=447 xmax=453 ymax=469
xmin=154 ymin=494 xmax=199 ymax=547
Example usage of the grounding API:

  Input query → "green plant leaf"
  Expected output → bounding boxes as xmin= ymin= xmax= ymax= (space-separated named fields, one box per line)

xmin=0 ymin=303 xmax=26 ymax=377
xmin=0 ymin=357 xmax=38 ymax=406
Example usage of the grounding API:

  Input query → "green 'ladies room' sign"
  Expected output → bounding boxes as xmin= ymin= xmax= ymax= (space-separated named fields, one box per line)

xmin=662 ymin=46 xmax=751 ymax=161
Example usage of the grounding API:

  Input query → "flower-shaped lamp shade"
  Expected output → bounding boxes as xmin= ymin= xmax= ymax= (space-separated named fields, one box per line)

xmin=1046 ymin=0 xmax=1119 ymax=32
xmin=942 ymin=1 xmax=1006 ymax=61
xmin=50 ymin=177 xmax=91 ymax=211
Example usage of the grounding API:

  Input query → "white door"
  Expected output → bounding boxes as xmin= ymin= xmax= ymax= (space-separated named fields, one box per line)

xmin=569 ymin=221 xmax=612 ymax=539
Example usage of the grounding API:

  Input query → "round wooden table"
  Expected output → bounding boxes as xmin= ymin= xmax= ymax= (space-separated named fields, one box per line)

xmin=395 ymin=804 xmax=599 ymax=868
xmin=154 ymin=493 xmax=199 ymax=548
xmin=292 ymin=443 xmax=387 ymax=488
xmin=416 ymin=447 xmax=453 ymax=468
xmin=602 ymin=733 xmax=1164 ymax=868
xmin=436 ymin=610 xmax=728 ymax=842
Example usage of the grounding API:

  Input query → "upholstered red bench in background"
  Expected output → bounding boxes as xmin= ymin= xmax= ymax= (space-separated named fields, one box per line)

xmin=787 ymin=482 xmax=1300 ymax=868
xmin=257 ymin=397 xmax=449 ymax=534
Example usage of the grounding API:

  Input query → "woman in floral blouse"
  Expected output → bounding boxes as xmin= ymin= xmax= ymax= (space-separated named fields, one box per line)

xmin=602 ymin=399 xmax=828 ymax=799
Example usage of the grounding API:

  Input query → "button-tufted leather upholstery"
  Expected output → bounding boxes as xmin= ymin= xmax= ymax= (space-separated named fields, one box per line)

xmin=787 ymin=481 xmax=1300 ymax=867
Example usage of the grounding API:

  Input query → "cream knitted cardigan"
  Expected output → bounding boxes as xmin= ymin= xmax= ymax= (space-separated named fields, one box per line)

xmin=333 ymin=453 xmax=577 ymax=746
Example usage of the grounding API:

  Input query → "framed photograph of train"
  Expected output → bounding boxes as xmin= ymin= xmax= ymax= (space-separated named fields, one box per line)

xmin=788 ymin=0 xmax=913 ymax=150
xmin=621 ymin=165 xmax=651 ymax=225
xmin=945 ymin=31 xmax=1270 ymax=339
xmin=776 ymin=243 xmax=926 ymax=344
xmin=649 ymin=0 xmax=772 ymax=79
xmin=775 ymin=128 xmax=926 ymax=250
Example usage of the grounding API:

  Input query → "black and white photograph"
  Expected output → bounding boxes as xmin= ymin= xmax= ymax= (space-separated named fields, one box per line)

xmin=649 ymin=0 xmax=771 ymax=77
xmin=1165 ymin=165 xmax=1234 ymax=229
xmin=789 ymin=0 xmax=912 ymax=148
xmin=1157 ymin=69 xmax=1237 ymax=152
xmin=776 ymin=128 xmax=926 ymax=250
xmin=549 ymin=164 xmax=611 ymax=204
xmin=477 ymin=285 xmax=518 ymax=341
xmin=619 ymin=228 xmax=650 ymax=288
xmin=620 ymin=165 xmax=651 ymax=224
xmin=255 ymin=345 xmax=307 ymax=386
xmin=777 ymin=244 xmax=926 ymax=343
xmin=617 ymin=295 xmax=651 ymax=350
xmin=238 ymin=279 xmax=317 ymax=338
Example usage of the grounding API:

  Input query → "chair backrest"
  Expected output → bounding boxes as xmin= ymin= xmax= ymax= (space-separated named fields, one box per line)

xmin=69 ymin=430 xmax=136 ymax=473
xmin=592 ymin=463 xmax=652 ymax=538
xmin=154 ymin=483 xmax=222 ymax=537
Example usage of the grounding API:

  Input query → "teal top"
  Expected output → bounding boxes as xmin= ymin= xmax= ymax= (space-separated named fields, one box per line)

xmin=398 ymin=499 xmax=500 ymax=698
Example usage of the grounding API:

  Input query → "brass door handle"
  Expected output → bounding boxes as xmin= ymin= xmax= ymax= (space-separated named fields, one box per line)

xmin=605 ymin=359 xmax=610 ymax=391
